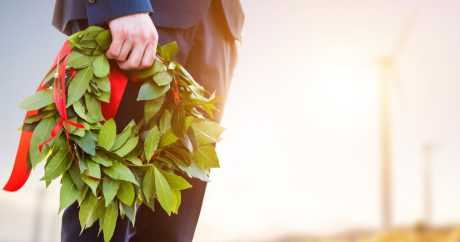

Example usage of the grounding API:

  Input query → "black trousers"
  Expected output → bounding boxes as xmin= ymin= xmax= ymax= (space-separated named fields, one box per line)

xmin=60 ymin=1 xmax=238 ymax=241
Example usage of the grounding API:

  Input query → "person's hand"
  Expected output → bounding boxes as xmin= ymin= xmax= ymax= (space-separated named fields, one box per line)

xmin=106 ymin=13 xmax=158 ymax=70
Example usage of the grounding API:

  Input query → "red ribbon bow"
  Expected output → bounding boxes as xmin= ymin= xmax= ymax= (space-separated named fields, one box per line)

xmin=37 ymin=42 xmax=84 ymax=153
xmin=3 ymin=41 xmax=128 ymax=192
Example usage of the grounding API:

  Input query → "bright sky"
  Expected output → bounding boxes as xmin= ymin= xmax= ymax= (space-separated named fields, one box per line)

xmin=2 ymin=1 xmax=460 ymax=242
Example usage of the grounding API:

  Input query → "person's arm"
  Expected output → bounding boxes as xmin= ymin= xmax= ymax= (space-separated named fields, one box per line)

xmin=86 ymin=0 xmax=152 ymax=27
xmin=87 ymin=0 xmax=158 ymax=70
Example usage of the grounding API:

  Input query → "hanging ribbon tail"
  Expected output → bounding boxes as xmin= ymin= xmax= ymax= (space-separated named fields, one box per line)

xmin=3 ymin=41 xmax=72 ymax=192
xmin=102 ymin=64 xmax=128 ymax=119
xmin=3 ymin=129 xmax=33 ymax=192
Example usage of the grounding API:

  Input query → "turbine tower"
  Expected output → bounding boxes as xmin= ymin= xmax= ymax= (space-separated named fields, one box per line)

xmin=421 ymin=143 xmax=434 ymax=225
xmin=377 ymin=7 xmax=419 ymax=230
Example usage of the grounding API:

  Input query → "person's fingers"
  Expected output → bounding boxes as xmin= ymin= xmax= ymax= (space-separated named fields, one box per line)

xmin=119 ymin=44 xmax=146 ymax=70
xmin=151 ymin=38 xmax=158 ymax=62
xmin=106 ymin=30 xmax=125 ymax=59
xmin=117 ymin=40 xmax=133 ymax=62
xmin=140 ymin=43 xmax=155 ymax=68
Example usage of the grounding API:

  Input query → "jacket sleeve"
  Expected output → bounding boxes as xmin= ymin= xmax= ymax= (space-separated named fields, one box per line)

xmin=86 ymin=0 xmax=153 ymax=25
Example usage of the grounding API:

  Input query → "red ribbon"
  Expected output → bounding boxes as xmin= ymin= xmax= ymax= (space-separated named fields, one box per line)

xmin=37 ymin=41 xmax=84 ymax=152
xmin=172 ymin=79 xmax=181 ymax=104
xmin=3 ymin=41 xmax=128 ymax=192
xmin=101 ymin=64 xmax=128 ymax=119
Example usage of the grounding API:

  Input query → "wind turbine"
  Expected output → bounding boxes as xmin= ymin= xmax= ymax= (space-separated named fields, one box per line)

xmin=376 ymin=6 xmax=420 ymax=230
xmin=421 ymin=143 xmax=434 ymax=225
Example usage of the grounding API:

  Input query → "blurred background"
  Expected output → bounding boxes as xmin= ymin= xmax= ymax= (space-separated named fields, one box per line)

xmin=2 ymin=0 xmax=460 ymax=241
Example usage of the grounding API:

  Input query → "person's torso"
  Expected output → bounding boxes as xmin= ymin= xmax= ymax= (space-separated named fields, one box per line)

xmin=53 ymin=0 xmax=244 ymax=40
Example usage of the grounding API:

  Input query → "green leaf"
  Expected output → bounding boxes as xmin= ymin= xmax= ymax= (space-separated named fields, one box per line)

xmin=78 ymin=193 xmax=99 ymax=230
xmin=114 ymin=136 xmax=139 ymax=157
xmin=96 ymin=77 xmax=111 ymax=92
xmin=77 ymin=186 xmax=89 ymax=205
xmin=74 ymin=131 xmax=96 ymax=155
xmin=97 ymin=90 xmax=111 ymax=103
xmin=42 ymin=147 xmax=71 ymax=182
xmin=19 ymin=89 xmax=54 ymax=111
xmin=102 ymin=177 xmax=120 ymax=207
xmin=59 ymin=173 xmax=79 ymax=212
xmin=161 ymin=149 xmax=187 ymax=167
xmin=193 ymin=145 xmax=220 ymax=169
xmin=159 ymin=110 xmax=172 ymax=133
xmin=24 ymin=111 xmax=54 ymax=124
xmin=142 ymin=167 xmax=155 ymax=204
xmin=96 ymin=197 xmax=105 ymax=219
xmin=79 ymin=40 xmax=97 ymax=49
xmin=153 ymin=71 xmax=173 ymax=86
xmin=68 ymin=51 xmax=92 ymax=69
xmin=103 ymin=162 xmax=139 ymax=185
xmin=81 ymin=175 xmax=100 ymax=196
xmin=130 ymin=60 xmax=166 ymax=81
xmin=121 ymin=204 xmax=136 ymax=225
xmin=191 ymin=120 xmax=224 ymax=145
xmin=165 ymin=145 xmax=192 ymax=165
xmin=152 ymin=60 xmax=168 ymax=73
xmin=144 ymin=126 xmax=160 ymax=162
xmin=136 ymin=82 xmax=170 ymax=101
xmin=95 ymin=30 xmax=111 ymax=50
xmin=167 ymin=62 xmax=177 ymax=70
xmin=85 ymin=25 xmax=106 ymax=33
xmin=69 ymin=33 xmax=81 ymax=48
xmin=85 ymin=94 xmax=103 ymax=122
xmin=181 ymin=134 xmax=194 ymax=153
xmin=93 ymin=55 xmax=110 ymax=78
xmin=111 ymin=120 xmax=135 ymax=151
xmin=91 ymin=153 xmax=113 ymax=167
xmin=125 ymin=153 xmax=143 ymax=166
xmin=79 ymin=26 xmax=105 ymax=41
xmin=172 ymin=108 xmax=186 ymax=138
xmin=158 ymin=41 xmax=179 ymax=61
xmin=69 ymin=163 xmax=85 ymax=189
xmin=159 ymin=129 xmax=178 ymax=147
xmin=177 ymin=63 xmax=201 ymax=87
xmin=95 ymin=199 xmax=106 ymax=232
xmin=85 ymin=159 xmax=101 ymax=178
xmin=98 ymin=119 xmax=116 ymax=150
xmin=67 ymin=67 xmax=93 ymax=106
xmin=29 ymin=117 xmax=56 ymax=168
xmin=144 ymin=97 xmax=164 ymax=122
xmin=68 ymin=119 xmax=86 ymax=137
xmin=69 ymin=26 xmax=106 ymax=51
xmin=177 ymin=162 xmax=210 ymax=182
xmin=163 ymin=171 xmax=192 ymax=191
xmin=79 ymin=158 xmax=88 ymax=173
xmin=117 ymin=182 xmax=135 ymax=206
xmin=41 ymin=68 xmax=57 ymax=86
xmin=154 ymin=167 xmax=175 ymax=215
xmin=73 ymin=99 xmax=94 ymax=123
xmin=103 ymin=201 xmax=118 ymax=242
xmin=171 ymin=190 xmax=182 ymax=214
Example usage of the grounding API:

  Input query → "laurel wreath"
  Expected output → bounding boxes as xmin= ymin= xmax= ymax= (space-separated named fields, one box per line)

xmin=18 ymin=26 xmax=223 ymax=242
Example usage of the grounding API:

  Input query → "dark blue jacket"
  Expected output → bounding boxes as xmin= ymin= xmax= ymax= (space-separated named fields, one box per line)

xmin=52 ymin=0 xmax=244 ymax=40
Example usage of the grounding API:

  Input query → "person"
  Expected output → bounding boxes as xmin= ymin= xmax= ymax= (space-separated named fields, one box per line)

xmin=52 ymin=0 xmax=244 ymax=241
